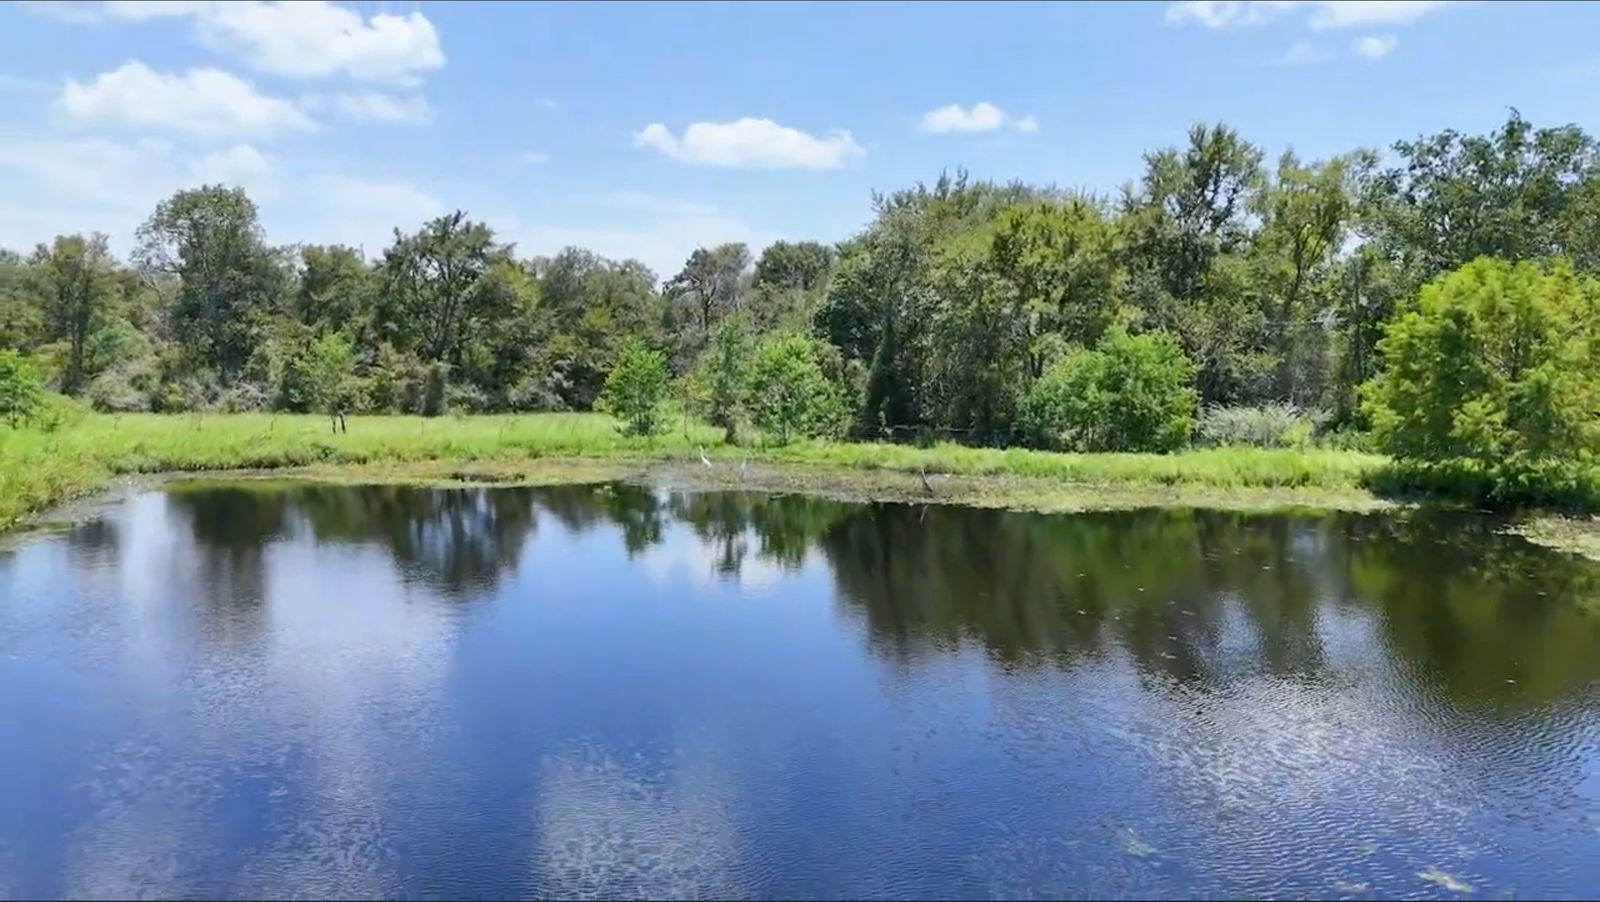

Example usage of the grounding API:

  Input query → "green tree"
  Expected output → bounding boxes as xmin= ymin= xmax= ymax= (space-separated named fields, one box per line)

xmin=1020 ymin=330 xmax=1197 ymax=452
xmin=295 ymin=244 xmax=376 ymax=335
xmin=988 ymin=197 xmax=1124 ymax=365
xmin=532 ymin=249 xmax=660 ymax=409
xmin=817 ymin=172 xmax=1039 ymax=434
xmin=664 ymin=243 xmax=750 ymax=366
xmin=1122 ymin=123 xmax=1267 ymax=405
xmin=748 ymin=240 xmax=835 ymax=330
xmin=929 ymin=241 xmax=1030 ymax=441
xmin=379 ymin=211 xmax=517 ymax=372
xmin=0 ymin=349 xmax=43 ymax=428
xmin=924 ymin=196 xmax=1126 ymax=441
xmin=0 ymin=250 xmax=41 ymax=351
xmin=308 ymin=332 xmax=358 ymax=432
xmin=600 ymin=338 xmax=669 ymax=435
xmin=1251 ymin=152 xmax=1356 ymax=401
xmin=135 ymin=185 xmax=287 ymax=383
xmin=696 ymin=317 xmax=751 ymax=444
xmin=1366 ymin=111 xmax=1600 ymax=281
xmin=752 ymin=240 xmax=835 ymax=294
xmin=747 ymin=334 xmax=843 ymax=445
xmin=1364 ymin=258 xmax=1600 ymax=465
xmin=30 ymin=233 xmax=119 ymax=395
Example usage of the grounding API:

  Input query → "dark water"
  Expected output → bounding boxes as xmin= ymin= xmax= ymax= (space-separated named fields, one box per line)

xmin=3 ymin=483 xmax=1600 ymax=900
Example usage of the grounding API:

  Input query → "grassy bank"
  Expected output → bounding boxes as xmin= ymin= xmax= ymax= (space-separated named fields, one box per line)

xmin=2 ymin=412 xmax=1390 ymax=530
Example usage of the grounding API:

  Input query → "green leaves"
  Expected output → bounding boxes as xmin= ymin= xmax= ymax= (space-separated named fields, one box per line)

xmin=1020 ymin=330 xmax=1197 ymax=453
xmin=747 ymin=334 xmax=844 ymax=445
xmin=1365 ymin=258 xmax=1600 ymax=467
xmin=135 ymin=185 xmax=286 ymax=383
xmin=600 ymin=338 xmax=670 ymax=436
xmin=0 ymin=350 xmax=44 ymax=428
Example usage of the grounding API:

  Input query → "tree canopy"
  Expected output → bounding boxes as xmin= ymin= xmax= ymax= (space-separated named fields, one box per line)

xmin=2 ymin=111 xmax=1598 ymax=476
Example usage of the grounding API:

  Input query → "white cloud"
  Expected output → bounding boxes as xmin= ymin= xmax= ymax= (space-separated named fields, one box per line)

xmin=0 ymin=133 xmax=442 ymax=259
xmin=0 ymin=135 xmax=196 ymax=252
xmin=537 ymin=98 xmax=560 ymax=111
xmin=1352 ymin=34 xmax=1398 ymax=59
xmin=22 ymin=1 xmax=445 ymax=84
xmin=0 ymin=130 xmax=779 ymax=286
xmin=0 ymin=136 xmax=177 ymax=210
xmin=520 ymin=151 xmax=551 ymax=165
xmin=1274 ymin=40 xmax=1333 ymax=65
xmin=191 ymin=144 xmax=272 ymax=188
xmin=919 ymin=102 xmax=1038 ymax=135
xmin=15 ymin=0 xmax=112 ymax=24
xmin=633 ymin=118 xmax=863 ymax=169
xmin=325 ymin=176 xmax=442 ymax=226
xmin=303 ymin=90 xmax=434 ymax=125
xmin=1166 ymin=1 xmax=1457 ymax=30
xmin=59 ymin=62 xmax=314 ymax=138
xmin=1305 ymin=0 xmax=1455 ymax=28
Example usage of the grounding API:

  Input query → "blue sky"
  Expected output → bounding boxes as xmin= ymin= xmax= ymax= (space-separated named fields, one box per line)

xmin=2 ymin=0 xmax=1598 ymax=278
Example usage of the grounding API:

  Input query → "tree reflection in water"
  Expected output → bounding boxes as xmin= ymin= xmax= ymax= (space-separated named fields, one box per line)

xmin=158 ymin=481 xmax=1600 ymax=710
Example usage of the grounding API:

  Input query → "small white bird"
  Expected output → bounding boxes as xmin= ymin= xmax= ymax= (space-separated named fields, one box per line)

xmin=739 ymin=456 xmax=748 ymax=482
xmin=698 ymin=447 xmax=713 ymax=468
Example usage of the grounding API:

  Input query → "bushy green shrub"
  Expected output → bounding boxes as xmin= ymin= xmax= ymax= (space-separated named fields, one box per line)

xmin=697 ymin=318 xmax=750 ymax=443
xmin=218 ymin=383 xmax=270 ymax=413
xmin=1196 ymin=403 xmax=1325 ymax=448
xmin=445 ymin=382 xmax=490 ymax=414
xmin=153 ymin=377 xmax=211 ymax=413
xmin=0 ymin=350 xmax=45 ymax=427
xmin=747 ymin=333 xmax=845 ymax=445
xmin=86 ymin=354 xmax=162 ymax=413
xmin=1364 ymin=258 xmax=1600 ymax=466
xmin=1019 ymin=329 xmax=1196 ymax=453
xmin=507 ymin=374 xmax=566 ymax=412
xmin=421 ymin=362 xmax=450 ymax=417
xmin=599 ymin=338 xmax=669 ymax=436
xmin=27 ymin=393 xmax=88 ymax=433
xmin=364 ymin=344 xmax=424 ymax=414
xmin=1359 ymin=258 xmax=1600 ymax=509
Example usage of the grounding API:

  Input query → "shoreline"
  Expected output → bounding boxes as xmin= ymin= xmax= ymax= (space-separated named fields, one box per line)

xmin=6 ymin=414 xmax=1600 ymax=565
xmin=0 ymin=412 xmax=1389 ymax=533
xmin=17 ymin=455 xmax=1395 ymax=535
xmin=18 ymin=457 xmax=1600 ymax=567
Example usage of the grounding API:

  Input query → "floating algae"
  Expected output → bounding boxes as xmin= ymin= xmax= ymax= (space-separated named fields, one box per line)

xmin=1419 ymin=866 xmax=1473 ymax=894
xmin=1117 ymin=826 xmax=1158 ymax=857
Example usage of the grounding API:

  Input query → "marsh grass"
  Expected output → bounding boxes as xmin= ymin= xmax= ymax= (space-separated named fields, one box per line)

xmin=1 ymin=412 xmax=1390 ymax=530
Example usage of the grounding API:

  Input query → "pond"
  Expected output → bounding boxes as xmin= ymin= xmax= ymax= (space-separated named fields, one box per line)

xmin=2 ymin=482 xmax=1600 ymax=899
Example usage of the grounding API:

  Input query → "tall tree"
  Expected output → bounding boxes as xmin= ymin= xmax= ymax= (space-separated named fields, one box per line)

xmin=987 ymin=197 xmax=1124 ymax=373
xmin=0 ymin=250 xmax=41 ymax=352
xmin=531 ymin=248 xmax=659 ymax=408
xmin=752 ymin=240 xmax=835 ymax=294
xmin=1251 ymin=151 xmax=1356 ymax=401
xmin=1122 ymin=123 xmax=1267 ymax=405
xmin=1366 ymin=110 xmax=1600 ymax=279
xmin=30 ymin=233 xmax=119 ymax=395
xmin=664 ymin=243 xmax=750 ymax=364
xmin=295 ymin=244 xmax=376 ymax=336
xmin=817 ymin=171 xmax=1039 ymax=433
xmin=379 ymin=211 xmax=514 ymax=367
xmin=134 ymin=185 xmax=287 ymax=383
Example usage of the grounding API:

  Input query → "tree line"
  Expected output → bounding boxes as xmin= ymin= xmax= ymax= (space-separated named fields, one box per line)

xmin=3 ymin=111 xmax=1600 ymax=487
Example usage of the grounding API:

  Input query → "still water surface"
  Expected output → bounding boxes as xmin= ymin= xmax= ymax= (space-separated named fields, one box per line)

xmin=2 ymin=482 xmax=1600 ymax=899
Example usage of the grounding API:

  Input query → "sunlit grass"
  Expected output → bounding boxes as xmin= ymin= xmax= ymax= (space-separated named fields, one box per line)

xmin=0 ymin=412 xmax=1389 ymax=530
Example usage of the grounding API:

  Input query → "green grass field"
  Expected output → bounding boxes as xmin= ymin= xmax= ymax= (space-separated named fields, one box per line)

xmin=0 ymin=412 xmax=1390 ymax=531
